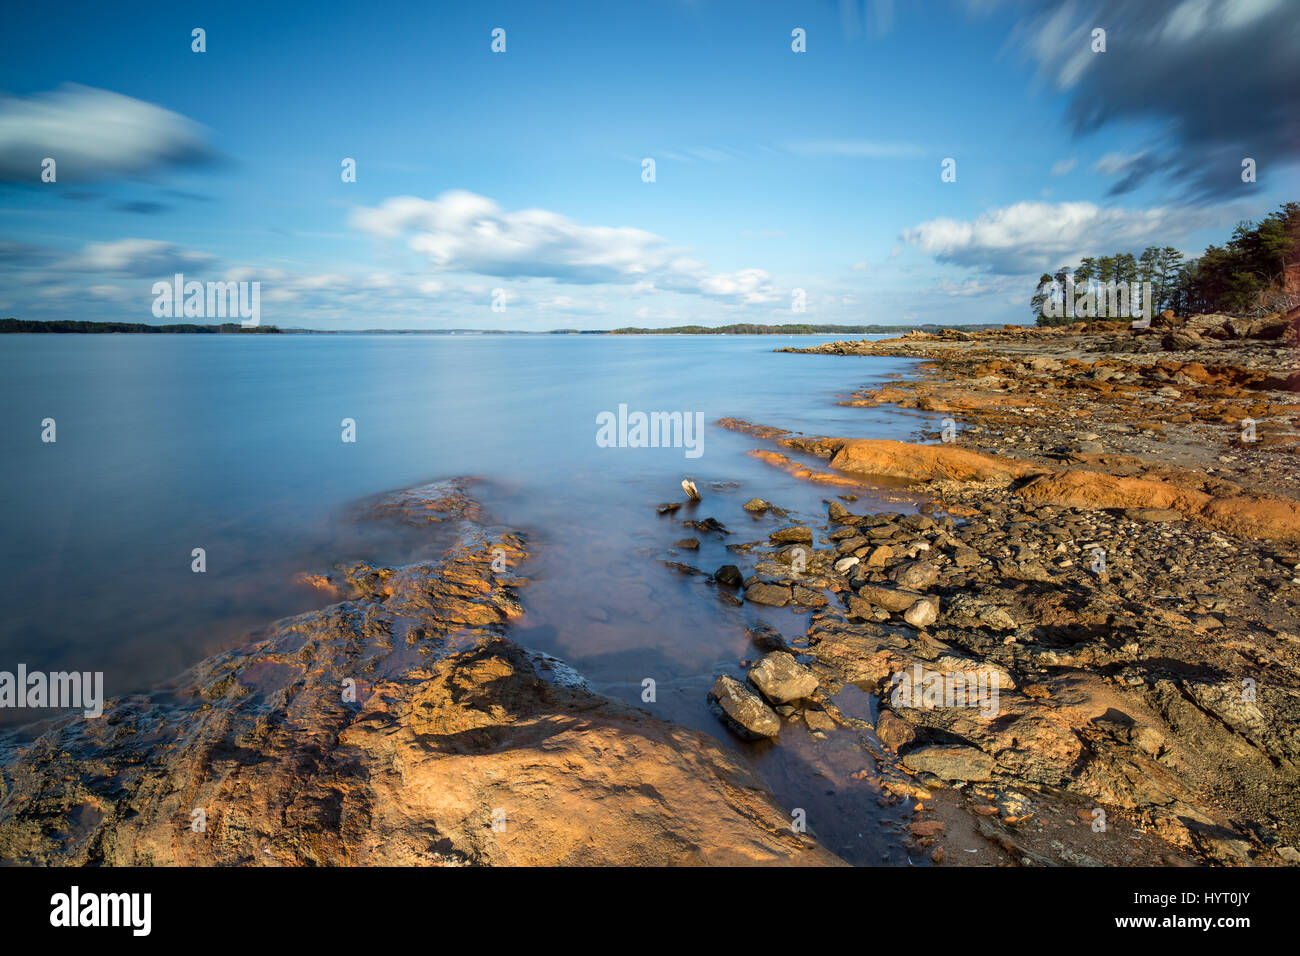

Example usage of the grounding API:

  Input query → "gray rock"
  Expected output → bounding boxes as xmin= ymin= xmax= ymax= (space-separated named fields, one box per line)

xmin=901 ymin=745 xmax=995 ymax=781
xmin=890 ymin=560 xmax=940 ymax=591
xmin=709 ymin=675 xmax=781 ymax=739
xmin=748 ymin=651 xmax=819 ymax=704
xmin=1125 ymin=507 xmax=1183 ymax=523
xmin=903 ymin=596 xmax=940 ymax=629
xmin=853 ymin=584 xmax=923 ymax=613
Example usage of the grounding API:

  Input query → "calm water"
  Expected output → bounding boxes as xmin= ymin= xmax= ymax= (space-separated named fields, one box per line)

xmin=1 ymin=333 xmax=934 ymax=861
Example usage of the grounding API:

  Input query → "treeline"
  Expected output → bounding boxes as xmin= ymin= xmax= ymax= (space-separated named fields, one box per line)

xmin=1033 ymin=201 xmax=1299 ymax=325
xmin=610 ymin=323 xmax=1000 ymax=334
xmin=0 ymin=319 xmax=281 ymax=334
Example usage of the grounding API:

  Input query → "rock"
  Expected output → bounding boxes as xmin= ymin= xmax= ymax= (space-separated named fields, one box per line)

xmin=745 ymin=582 xmax=792 ymax=606
xmin=709 ymin=675 xmax=782 ymax=739
xmin=901 ymin=745 xmax=996 ymax=782
xmin=854 ymin=584 xmax=923 ymax=613
xmin=827 ymin=501 xmax=851 ymax=522
xmin=714 ymin=564 xmax=744 ymax=589
xmin=865 ymin=544 xmax=895 ymax=567
xmin=1161 ymin=330 xmax=1204 ymax=351
xmin=675 ymin=537 xmax=700 ymax=549
xmin=875 ymin=710 xmax=919 ymax=752
xmin=903 ymin=596 xmax=940 ymax=629
xmin=834 ymin=556 xmax=860 ymax=573
xmin=770 ymin=526 xmax=813 ymax=544
xmin=825 ymin=440 xmax=1042 ymax=483
xmin=1124 ymin=508 xmax=1183 ymax=523
xmin=743 ymin=498 xmax=769 ymax=513
xmin=791 ymin=586 xmax=828 ymax=608
xmin=0 ymin=483 xmax=841 ymax=866
xmin=748 ymin=651 xmax=819 ymax=704
xmin=656 ymin=502 xmax=681 ymax=515
xmin=746 ymin=624 xmax=789 ymax=653
xmin=889 ymin=560 xmax=940 ymax=591
xmin=804 ymin=709 xmax=836 ymax=732
xmin=685 ymin=517 xmax=728 ymax=534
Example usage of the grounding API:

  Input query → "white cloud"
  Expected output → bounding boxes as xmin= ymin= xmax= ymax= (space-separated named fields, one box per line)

xmin=0 ymin=85 xmax=214 ymax=182
xmin=902 ymin=200 xmax=1224 ymax=274
xmin=1050 ymin=158 xmax=1077 ymax=176
xmin=351 ymin=189 xmax=777 ymax=302
xmin=71 ymin=239 xmax=217 ymax=277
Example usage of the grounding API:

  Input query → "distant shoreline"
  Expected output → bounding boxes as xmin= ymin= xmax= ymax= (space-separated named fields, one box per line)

xmin=2 ymin=319 xmax=1012 ymax=336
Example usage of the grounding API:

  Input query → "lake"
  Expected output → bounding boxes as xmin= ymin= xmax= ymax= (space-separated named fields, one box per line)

xmin=1 ymin=332 xmax=936 ymax=859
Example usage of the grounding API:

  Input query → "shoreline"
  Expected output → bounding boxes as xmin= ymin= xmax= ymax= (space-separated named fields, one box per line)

xmin=3 ymin=310 xmax=1298 ymax=865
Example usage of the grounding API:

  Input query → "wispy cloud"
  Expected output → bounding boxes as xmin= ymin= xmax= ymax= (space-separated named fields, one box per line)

xmin=783 ymin=139 xmax=924 ymax=159
xmin=0 ymin=85 xmax=216 ymax=183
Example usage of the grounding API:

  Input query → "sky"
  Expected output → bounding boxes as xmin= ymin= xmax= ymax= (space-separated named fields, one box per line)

xmin=0 ymin=0 xmax=1296 ymax=330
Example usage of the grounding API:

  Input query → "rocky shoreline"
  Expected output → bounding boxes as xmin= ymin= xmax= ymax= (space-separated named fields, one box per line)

xmin=676 ymin=311 xmax=1299 ymax=865
xmin=4 ymin=310 xmax=1298 ymax=867
xmin=0 ymin=480 xmax=837 ymax=866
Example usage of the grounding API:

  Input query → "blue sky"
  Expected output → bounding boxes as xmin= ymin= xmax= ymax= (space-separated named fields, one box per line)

xmin=1 ymin=0 xmax=1295 ymax=329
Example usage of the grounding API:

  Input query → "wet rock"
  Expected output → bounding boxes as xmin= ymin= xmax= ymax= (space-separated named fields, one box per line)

xmin=827 ymin=501 xmax=852 ymax=523
xmin=675 ymin=537 xmax=701 ymax=549
xmin=709 ymin=674 xmax=781 ymax=739
xmin=743 ymin=498 xmax=770 ymax=513
xmin=770 ymin=526 xmax=813 ymax=544
xmin=714 ymin=564 xmax=744 ymax=589
xmin=685 ymin=517 xmax=728 ymax=534
xmin=0 ymin=485 xmax=841 ymax=866
xmin=745 ymin=582 xmax=792 ymax=607
xmin=746 ymin=624 xmax=790 ymax=653
xmin=748 ymin=651 xmax=820 ymax=704
xmin=657 ymin=502 xmax=682 ymax=515
xmin=804 ymin=709 xmax=836 ymax=733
